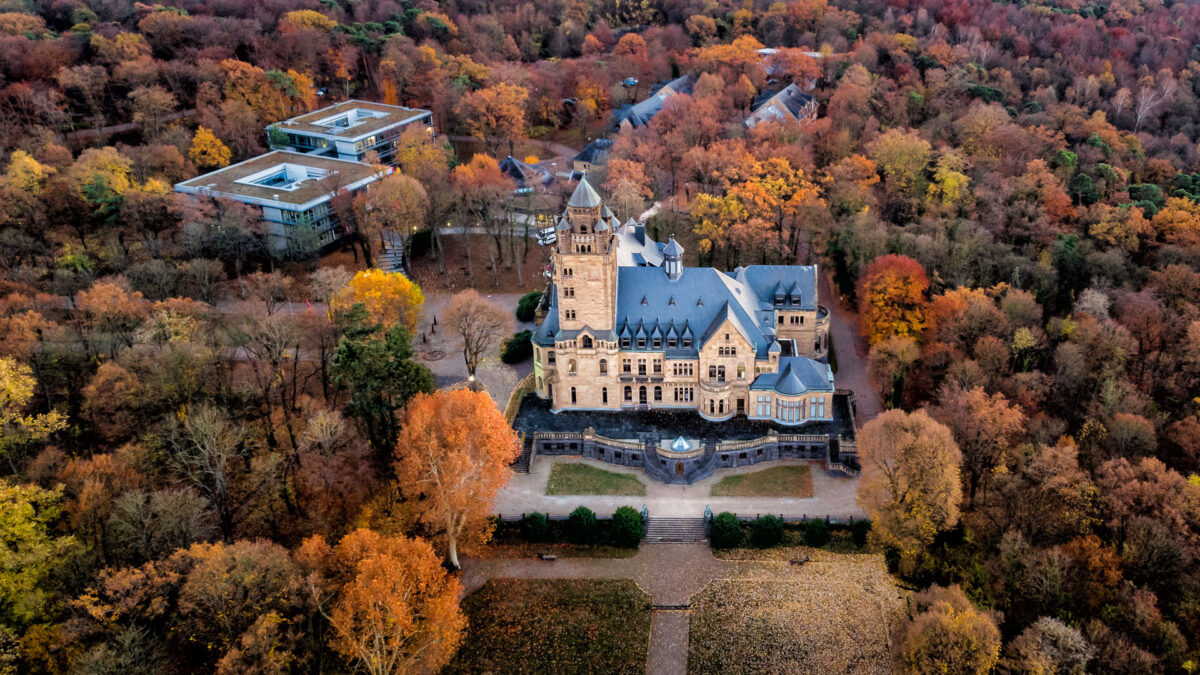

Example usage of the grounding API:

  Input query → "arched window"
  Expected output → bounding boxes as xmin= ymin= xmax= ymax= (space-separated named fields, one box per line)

xmin=654 ymin=386 xmax=662 ymax=401
xmin=717 ymin=366 xmax=726 ymax=382
xmin=568 ymin=359 xmax=577 ymax=375
xmin=581 ymin=336 xmax=593 ymax=349
xmin=624 ymin=386 xmax=632 ymax=401
xmin=639 ymin=386 xmax=647 ymax=404
xmin=737 ymin=365 xmax=745 ymax=379
xmin=570 ymin=387 xmax=577 ymax=403
xmin=599 ymin=359 xmax=608 ymax=375
xmin=602 ymin=387 xmax=608 ymax=404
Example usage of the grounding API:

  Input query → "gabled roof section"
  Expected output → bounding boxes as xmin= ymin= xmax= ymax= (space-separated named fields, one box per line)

xmin=499 ymin=155 xmax=553 ymax=190
xmin=573 ymin=138 xmax=614 ymax=164
xmin=612 ymin=74 xmax=696 ymax=128
xmin=745 ymin=84 xmax=817 ymax=128
xmin=568 ymin=176 xmax=602 ymax=208
xmin=750 ymin=356 xmax=834 ymax=394
xmin=734 ymin=265 xmax=819 ymax=311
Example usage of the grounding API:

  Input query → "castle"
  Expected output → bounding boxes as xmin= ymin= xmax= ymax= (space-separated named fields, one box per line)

xmin=532 ymin=177 xmax=835 ymax=426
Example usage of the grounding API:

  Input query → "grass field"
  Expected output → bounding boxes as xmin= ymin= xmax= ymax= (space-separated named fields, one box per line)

xmin=546 ymin=462 xmax=647 ymax=496
xmin=446 ymin=579 xmax=652 ymax=674
xmin=689 ymin=552 xmax=905 ymax=674
xmin=710 ymin=464 xmax=814 ymax=498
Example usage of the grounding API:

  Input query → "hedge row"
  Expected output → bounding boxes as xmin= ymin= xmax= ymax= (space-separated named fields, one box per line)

xmin=708 ymin=512 xmax=871 ymax=550
xmin=492 ymin=506 xmax=645 ymax=548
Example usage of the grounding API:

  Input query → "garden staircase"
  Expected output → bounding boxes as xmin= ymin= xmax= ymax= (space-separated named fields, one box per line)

xmin=511 ymin=437 xmax=535 ymax=473
xmin=644 ymin=517 xmax=708 ymax=543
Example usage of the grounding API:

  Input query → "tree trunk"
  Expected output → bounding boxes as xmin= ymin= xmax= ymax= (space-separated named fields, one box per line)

xmin=448 ymin=535 xmax=460 ymax=569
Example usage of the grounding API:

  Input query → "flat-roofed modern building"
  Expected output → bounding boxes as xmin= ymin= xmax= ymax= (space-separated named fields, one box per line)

xmin=174 ymin=150 xmax=389 ymax=252
xmin=267 ymin=100 xmax=434 ymax=165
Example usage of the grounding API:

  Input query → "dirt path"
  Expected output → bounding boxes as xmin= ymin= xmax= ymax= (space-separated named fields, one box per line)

xmin=821 ymin=272 xmax=882 ymax=426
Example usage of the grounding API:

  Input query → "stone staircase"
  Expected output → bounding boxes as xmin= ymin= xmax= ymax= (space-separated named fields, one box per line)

xmin=511 ymin=437 xmax=535 ymax=473
xmin=644 ymin=517 xmax=708 ymax=543
xmin=379 ymin=230 xmax=405 ymax=274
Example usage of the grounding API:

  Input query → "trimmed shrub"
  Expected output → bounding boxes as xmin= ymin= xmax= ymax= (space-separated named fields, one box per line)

xmin=522 ymin=512 xmax=549 ymax=543
xmin=804 ymin=519 xmax=830 ymax=548
xmin=611 ymin=506 xmax=645 ymax=547
xmin=516 ymin=291 xmax=543 ymax=322
xmin=567 ymin=506 xmax=597 ymax=544
xmin=851 ymin=519 xmax=871 ymax=549
xmin=750 ymin=515 xmax=784 ymax=548
xmin=501 ymin=330 xmax=533 ymax=364
xmin=709 ymin=512 xmax=743 ymax=549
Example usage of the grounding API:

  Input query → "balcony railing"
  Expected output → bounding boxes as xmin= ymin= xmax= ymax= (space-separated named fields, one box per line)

xmin=699 ymin=379 xmax=731 ymax=394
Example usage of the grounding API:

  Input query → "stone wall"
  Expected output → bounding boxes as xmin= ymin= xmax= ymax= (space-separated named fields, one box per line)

xmin=531 ymin=429 xmax=847 ymax=484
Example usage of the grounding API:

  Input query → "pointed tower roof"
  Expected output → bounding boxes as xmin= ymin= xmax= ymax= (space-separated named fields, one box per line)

xmin=663 ymin=236 xmax=684 ymax=257
xmin=568 ymin=176 xmax=602 ymax=208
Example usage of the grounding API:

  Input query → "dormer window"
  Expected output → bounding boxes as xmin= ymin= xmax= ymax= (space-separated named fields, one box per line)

xmin=667 ymin=338 xmax=677 ymax=348
xmin=652 ymin=338 xmax=661 ymax=349
xmin=775 ymin=294 xmax=784 ymax=306
xmin=621 ymin=338 xmax=631 ymax=348
xmin=637 ymin=338 xmax=646 ymax=348
xmin=682 ymin=338 xmax=692 ymax=349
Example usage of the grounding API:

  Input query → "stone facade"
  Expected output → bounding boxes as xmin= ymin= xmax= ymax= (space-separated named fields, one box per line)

xmin=532 ymin=177 xmax=835 ymax=427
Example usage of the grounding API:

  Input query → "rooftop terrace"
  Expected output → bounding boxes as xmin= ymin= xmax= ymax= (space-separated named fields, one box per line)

xmin=273 ymin=100 xmax=431 ymax=140
xmin=174 ymin=151 xmax=383 ymax=207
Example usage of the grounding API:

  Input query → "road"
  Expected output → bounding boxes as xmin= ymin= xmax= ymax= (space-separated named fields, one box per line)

xmin=820 ymin=272 xmax=882 ymax=426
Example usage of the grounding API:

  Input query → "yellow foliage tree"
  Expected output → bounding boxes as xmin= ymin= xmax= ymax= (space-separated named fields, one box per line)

xmin=189 ymin=126 xmax=232 ymax=169
xmin=329 ymin=269 xmax=424 ymax=334
xmin=279 ymin=9 xmax=336 ymax=32
xmin=926 ymin=153 xmax=971 ymax=210
xmin=0 ymin=357 xmax=66 ymax=468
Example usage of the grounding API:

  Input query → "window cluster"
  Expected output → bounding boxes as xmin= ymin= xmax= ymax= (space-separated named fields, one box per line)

xmin=672 ymin=362 xmax=694 ymax=377
xmin=717 ymin=346 xmax=737 ymax=356
xmin=673 ymin=387 xmax=694 ymax=402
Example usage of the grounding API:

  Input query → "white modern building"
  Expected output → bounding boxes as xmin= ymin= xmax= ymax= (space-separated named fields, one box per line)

xmin=267 ymin=100 xmax=434 ymax=165
xmin=174 ymin=150 xmax=389 ymax=252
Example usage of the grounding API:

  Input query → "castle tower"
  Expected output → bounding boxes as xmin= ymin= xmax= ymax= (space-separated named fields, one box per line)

xmin=554 ymin=177 xmax=618 ymax=332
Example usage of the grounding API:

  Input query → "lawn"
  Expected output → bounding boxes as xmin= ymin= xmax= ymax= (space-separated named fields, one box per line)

xmin=710 ymin=464 xmax=813 ymax=498
xmin=546 ymin=462 xmax=647 ymax=496
xmin=689 ymin=552 xmax=906 ymax=674
xmin=445 ymin=579 xmax=652 ymax=674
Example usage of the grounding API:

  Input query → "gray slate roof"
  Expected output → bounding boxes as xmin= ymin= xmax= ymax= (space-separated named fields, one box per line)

xmin=567 ymin=176 xmax=602 ymax=208
xmin=498 ymin=155 xmax=553 ymax=189
xmin=612 ymin=74 xmax=695 ymax=128
xmin=745 ymin=84 xmax=816 ymax=127
xmin=573 ymin=138 xmax=614 ymax=164
xmin=750 ymin=356 xmax=834 ymax=395
xmin=615 ymin=220 xmax=664 ymax=267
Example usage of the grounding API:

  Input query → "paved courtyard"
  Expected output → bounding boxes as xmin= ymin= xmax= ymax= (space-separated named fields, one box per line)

xmin=416 ymin=291 xmax=536 ymax=407
xmin=494 ymin=456 xmax=864 ymax=519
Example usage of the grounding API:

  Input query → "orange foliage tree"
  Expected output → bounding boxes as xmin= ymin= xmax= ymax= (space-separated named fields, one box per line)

xmin=857 ymin=254 xmax=930 ymax=345
xmin=392 ymin=389 xmax=520 ymax=568
xmin=454 ymin=83 xmax=528 ymax=157
xmin=299 ymin=529 xmax=465 ymax=675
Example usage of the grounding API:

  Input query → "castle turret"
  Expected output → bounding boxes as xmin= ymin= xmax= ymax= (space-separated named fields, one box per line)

xmin=663 ymin=235 xmax=684 ymax=280
xmin=553 ymin=176 xmax=618 ymax=332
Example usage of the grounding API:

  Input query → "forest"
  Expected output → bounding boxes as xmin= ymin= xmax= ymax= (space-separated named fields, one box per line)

xmin=1 ymin=0 xmax=1200 ymax=671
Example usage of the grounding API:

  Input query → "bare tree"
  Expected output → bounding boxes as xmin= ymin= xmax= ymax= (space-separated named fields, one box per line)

xmin=442 ymin=290 xmax=512 ymax=387
xmin=168 ymin=405 xmax=245 ymax=541
xmin=1112 ymin=87 xmax=1131 ymax=124
xmin=1133 ymin=86 xmax=1161 ymax=131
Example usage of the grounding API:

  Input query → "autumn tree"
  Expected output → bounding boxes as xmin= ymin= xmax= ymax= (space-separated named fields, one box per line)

xmin=857 ymin=409 xmax=963 ymax=570
xmin=897 ymin=584 xmax=1002 ymax=675
xmin=857 ymin=254 xmax=929 ymax=345
xmin=299 ymin=529 xmax=465 ymax=674
xmin=0 ymin=356 xmax=65 ymax=472
xmin=329 ymin=269 xmax=423 ymax=335
xmin=604 ymin=158 xmax=653 ymax=221
xmin=452 ymin=154 xmax=514 ymax=284
xmin=867 ymin=128 xmax=931 ymax=220
xmin=0 ymin=482 xmax=76 ymax=627
xmin=442 ymin=290 xmax=512 ymax=385
xmin=189 ymin=126 xmax=232 ymax=169
xmin=454 ymin=83 xmax=528 ymax=157
xmin=352 ymin=173 xmax=427 ymax=270
xmin=393 ymin=389 xmax=520 ymax=567
xmin=929 ymin=385 xmax=1025 ymax=505
xmin=868 ymin=335 xmax=919 ymax=409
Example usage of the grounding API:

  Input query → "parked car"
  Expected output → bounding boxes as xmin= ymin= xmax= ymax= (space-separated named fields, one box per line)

xmin=536 ymin=228 xmax=557 ymax=246
xmin=622 ymin=77 xmax=639 ymax=87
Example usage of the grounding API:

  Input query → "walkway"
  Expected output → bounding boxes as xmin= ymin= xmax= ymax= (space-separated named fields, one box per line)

xmin=821 ymin=272 xmax=882 ymax=425
xmin=493 ymin=456 xmax=863 ymax=519
xmin=461 ymin=543 xmax=735 ymax=675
